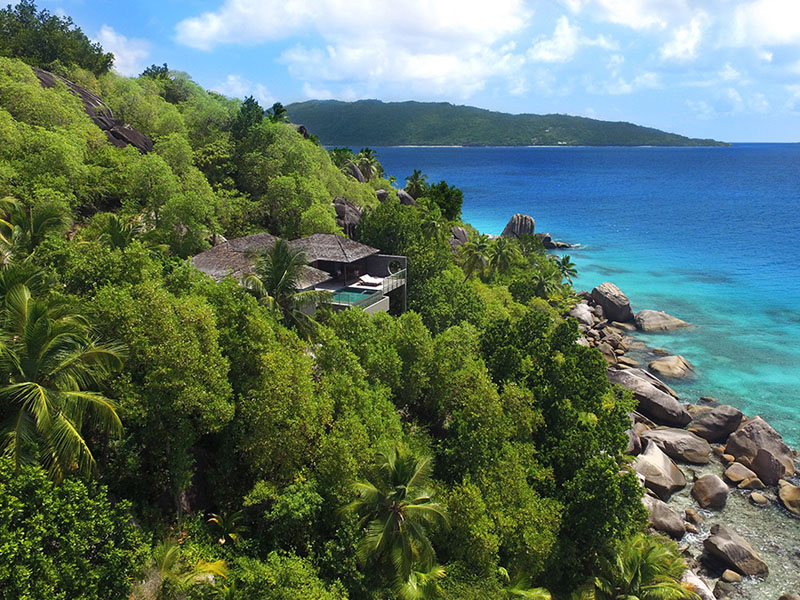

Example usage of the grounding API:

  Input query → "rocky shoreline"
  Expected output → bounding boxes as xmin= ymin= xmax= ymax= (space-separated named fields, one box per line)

xmin=571 ymin=281 xmax=800 ymax=600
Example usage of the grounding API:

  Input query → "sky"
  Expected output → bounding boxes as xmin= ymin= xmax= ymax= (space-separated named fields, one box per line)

xmin=39 ymin=0 xmax=800 ymax=142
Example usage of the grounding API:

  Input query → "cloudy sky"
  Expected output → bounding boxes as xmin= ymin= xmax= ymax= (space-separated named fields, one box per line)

xmin=42 ymin=0 xmax=800 ymax=142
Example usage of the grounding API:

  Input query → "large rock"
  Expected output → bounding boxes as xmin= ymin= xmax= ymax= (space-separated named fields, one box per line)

xmin=634 ymin=309 xmax=691 ymax=332
xmin=534 ymin=232 xmax=571 ymax=249
xmin=633 ymin=440 xmax=687 ymax=500
xmin=640 ymin=428 xmax=711 ymax=464
xmin=688 ymin=404 xmax=743 ymax=442
xmin=778 ymin=481 xmax=800 ymax=516
xmin=703 ymin=524 xmax=769 ymax=576
xmin=648 ymin=355 xmax=694 ymax=379
xmin=642 ymin=494 xmax=685 ymax=539
xmin=725 ymin=416 xmax=795 ymax=480
xmin=625 ymin=428 xmax=642 ymax=455
xmin=723 ymin=462 xmax=757 ymax=484
xmin=449 ymin=226 xmax=469 ymax=251
xmin=501 ymin=213 xmax=535 ymax=238
xmin=681 ymin=571 xmax=715 ymax=600
xmin=396 ymin=189 xmax=418 ymax=206
xmin=626 ymin=368 xmax=679 ymax=398
xmin=569 ymin=302 xmax=595 ymax=327
xmin=691 ymin=474 xmax=728 ymax=508
xmin=607 ymin=369 xmax=691 ymax=427
xmin=591 ymin=282 xmax=634 ymax=322
xmin=375 ymin=189 xmax=389 ymax=202
xmin=347 ymin=163 xmax=366 ymax=182
xmin=332 ymin=197 xmax=362 ymax=238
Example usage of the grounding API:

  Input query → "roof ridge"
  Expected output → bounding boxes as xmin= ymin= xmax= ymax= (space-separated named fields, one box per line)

xmin=335 ymin=234 xmax=349 ymax=262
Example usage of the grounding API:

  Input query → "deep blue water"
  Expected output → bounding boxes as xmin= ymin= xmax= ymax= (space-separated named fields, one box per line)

xmin=373 ymin=144 xmax=800 ymax=445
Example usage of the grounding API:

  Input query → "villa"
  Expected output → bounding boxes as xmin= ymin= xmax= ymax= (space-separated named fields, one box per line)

xmin=192 ymin=232 xmax=407 ymax=314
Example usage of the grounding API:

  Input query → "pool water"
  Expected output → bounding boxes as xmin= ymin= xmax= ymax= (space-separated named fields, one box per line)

xmin=330 ymin=287 xmax=380 ymax=305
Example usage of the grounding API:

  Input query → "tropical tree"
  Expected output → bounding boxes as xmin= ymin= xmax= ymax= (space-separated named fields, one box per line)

xmin=459 ymin=233 xmax=492 ymax=281
xmin=498 ymin=568 xmax=551 ymax=599
xmin=488 ymin=236 xmax=520 ymax=278
xmin=592 ymin=534 xmax=699 ymax=600
xmin=553 ymin=254 xmax=577 ymax=284
xmin=0 ymin=285 xmax=125 ymax=483
xmin=355 ymin=147 xmax=384 ymax=180
xmin=243 ymin=238 xmax=330 ymax=337
xmin=268 ymin=101 xmax=288 ymax=123
xmin=329 ymin=147 xmax=356 ymax=172
xmin=139 ymin=539 xmax=228 ymax=600
xmin=405 ymin=169 xmax=429 ymax=199
xmin=0 ymin=196 xmax=69 ymax=262
xmin=344 ymin=444 xmax=448 ymax=593
xmin=207 ymin=510 xmax=247 ymax=546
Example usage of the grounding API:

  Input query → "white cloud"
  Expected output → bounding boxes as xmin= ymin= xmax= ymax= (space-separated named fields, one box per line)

xmin=562 ymin=0 xmax=696 ymax=30
xmin=528 ymin=16 xmax=616 ymax=63
xmin=719 ymin=63 xmax=740 ymax=81
xmin=659 ymin=15 xmax=707 ymax=61
xmin=786 ymin=84 xmax=800 ymax=111
xmin=211 ymin=74 xmax=275 ymax=106
xmin=94 ymin=25 xmax=150 ymax=76
xmin=731 ymin=0 xmax=800 ymax=46
xmin=687 ymin=99 xmax=716 ymax=119
xmin=603 ymin=71 xmax=660 ymax=95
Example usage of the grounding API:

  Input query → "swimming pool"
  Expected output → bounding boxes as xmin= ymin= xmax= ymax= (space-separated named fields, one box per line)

xmin=330 ymin=287 xmax=381 ymax=306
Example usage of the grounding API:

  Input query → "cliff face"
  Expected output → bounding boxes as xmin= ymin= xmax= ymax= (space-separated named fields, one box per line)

xmin=32 ymin=67 xmax=153 ymax=153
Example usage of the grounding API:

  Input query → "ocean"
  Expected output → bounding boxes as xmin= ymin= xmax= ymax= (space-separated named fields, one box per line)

xmin=374 ymin=144 xmax=800 ymax=446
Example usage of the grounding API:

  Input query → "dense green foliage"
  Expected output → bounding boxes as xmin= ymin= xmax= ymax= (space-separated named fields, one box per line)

xmin=287 ymin=99 xmax=728 ymax=146
xmin=0 ymin=10 xmax=658 ymax=599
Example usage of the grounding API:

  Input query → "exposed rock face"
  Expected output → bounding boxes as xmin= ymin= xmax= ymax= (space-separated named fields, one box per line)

xmin=724 ymin=462 xmax=757 ymax=484
xmin=640 ymin=428 xmax=711 ymax=464
xmin=625 ymin=428 xmax=642 ymax=455
xmin=681 ymin=571 xmax=715 ymax=600
xmin=396 ymin=189 xmax=418 ymax=206
xmin=633 ymin=440 xmax=687 ymax=500
xmin=688 ymin=404 xmax=743 ymax=442
xmin=648 ymin=355 xmax=694 ymax=379
xmin=703 ymin=524 xmax=769 ymax=576
xmin=347 ymin=163 xmax=366 ymax=182
xmin=501 ymin=213 xmax=535 ymax=238
xmin=33 ymin=67 xmax=153 ymax=153
xmin=750 ymin=491 xmax=769 ymax=506
xmin=607 ymin=369 xmax=691 ymax=427
xmin=376 ymin=189 xmax=389 ymax=202
xmin=569 ymin=302 xmax=595 ymax=327
xmin=626 ymin=368 xmax=679 ymax=398
xmin=725 ymin=416 xmax=795 ymax=481
xmin=634 ymin=309 xmax=691 ymax=332
xmin=778 ymin=481 xmax=800 ymax=516
xmin=449 ymin=226 xmax=469 ymax=251
xmin=534 ymin=232 xmax=571 ymax=249
xmin=691 ymin=474 xmax=728 ymax=508
xmin=333 ymin=197 xmax=362 ymax=238
xmin=591 ymin=282 xmax=634 ymax=322
xmin=642 ymin=494 xmax=685 ymax=539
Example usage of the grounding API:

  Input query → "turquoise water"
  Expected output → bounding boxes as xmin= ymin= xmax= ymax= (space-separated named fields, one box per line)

xmin=331 ymin=286 xmax=379 ymax=305
xmin=374 ymin=145 xmax=800 ymax=446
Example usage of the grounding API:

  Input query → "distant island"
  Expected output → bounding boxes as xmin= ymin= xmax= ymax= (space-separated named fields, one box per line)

xmin=286 ymin=99 xmax=728 ymax=147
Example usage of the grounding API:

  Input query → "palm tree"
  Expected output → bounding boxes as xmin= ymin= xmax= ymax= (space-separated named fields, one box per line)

xmin=243 ymin=239 xmax=330 ymax=338
xmin=329 ymin=147 xmax=356 ymax=172
xmin=0 ymin=285 xmax=125 ymax=483
xmin=395 ymin=563 xmax=446 ymax=600
xmin=143 ymin=539 xmax=228 ymax=600
xmin=498 ymin=568 xmax=551 ymax=599
xmin=488 ymin=237 xmax=520 ymax=278
xmin=405 ymin=170 xmax=429 ymax=199
xmin=343 ymin=444 xmax=447 ymax=588
xmin=530 ymin=261 xmax=563 ymax=299
xmin=268 ymin=102 xmax=289 ymax=123
xmin=552 ymin=255 xmax=577 ymax=284
xmin=0 ymin=196 xmax=69 ymax=262
xmin=355 ymin=147 xmax=384 ymax=180
xmin=207 ymin=510 xmax=247 ymax=546
xmin=459 ymin=233 xmax=492 ymax=281
xmin=592 ymin=534 xmax=699 ymax=600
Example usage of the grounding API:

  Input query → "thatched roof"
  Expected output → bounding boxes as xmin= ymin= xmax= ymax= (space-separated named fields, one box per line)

xmin=191 ymin=232 xmax=331 ymax=289
xmin=288 ymin=233 xmax=378 ymax=264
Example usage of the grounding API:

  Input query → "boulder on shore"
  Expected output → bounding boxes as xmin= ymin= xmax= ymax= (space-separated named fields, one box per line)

xmin=640 ymin=428 xmax=711 ymax=464
xmin=648 ymin=355 xmax=694 ymax=379
xmin=591 ymin=282 xmax=634 ymax=322
xmin=725 ymin=416 xmax=795 ymax=481
xmin=681 ymin=571 xmax=715 ymax=600
xmin=633 ymin=440 xmax=687 ymax=500
xmin=642 ymin=494 xmax=685 ymax=539
xmin=347 ymin=163 xmax=366 ymax=182
xmin=607 ymin=369 xmax=691 ymax=427
xmin=778 ymin=481 xmax=800 ymax=516
xmin=724 ymin=462 xmax=757 ymax=485
xmin=634 ymin=309 xmax=691 ymax=332
xmin=396 ymin=189 xmax=418 ymax=206
xmin=501 ymin=213 xmax=535 ymax=238
xmin=688 ymin=404 xmax=743 ymax=442
xmin=691 ymin=474 xmax=728 ymax=508
xmin=703 ymin=524 xmax=769 ymax=577
xmin=568 ymin=302 xmax=595 ymax=327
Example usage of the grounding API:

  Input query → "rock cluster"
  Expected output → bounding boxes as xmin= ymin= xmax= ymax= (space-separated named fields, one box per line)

xmin=500 ymin=213 xmax=535 ymax=238
xmin=333 ymin=197 xmax=362 ymax=238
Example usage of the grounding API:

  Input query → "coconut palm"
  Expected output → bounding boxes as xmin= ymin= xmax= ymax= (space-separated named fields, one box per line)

xmin=459 ymin=233 xmax=492 ymax=281
xmin=488 ymin=237 xmax=520 ymax=278
xmin=243 ymin=239 xmax=330 ymax=338
xmin=0 ymin=196 xmax=69 ymax=262
xmin=329 ymin=147 xmax=356 ymax=172
xmin=405 ymin=170 xmax=429 ymax=199
xmin=395 ymin=563 xmax=446 ymax=600
xmin=530 ymin=261 xmax=563 ymax=299
xmin=143 ymin=539 xmax=228 ymax=600
xmin=207 ymin=510 xmax=247 ymax=546
xmin=344 ymin=445 xmax=447 ymax=587
xmin=592 ymin=534 xmax=699 ymax=600
xmin=552 ymin=254 xmax=577 ymax=284
xmin=355 ymin=147 xmax=384 ymax=180
xmin=268 ymin=102 xmax=288 ymax=123
xmin=498 ymin=568 xmax=551 ymax=599
xmin=0 ymin=285 xmax=125 ymax=482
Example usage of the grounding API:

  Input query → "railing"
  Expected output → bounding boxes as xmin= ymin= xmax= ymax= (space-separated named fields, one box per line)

xmin=382 ymin=269 xmax=407 ymax=294
xmin=329 ymin=288 xmax=384 ymax=309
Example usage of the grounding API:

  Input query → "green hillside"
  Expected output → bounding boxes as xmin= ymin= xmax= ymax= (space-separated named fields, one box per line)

xmin=287 ymin=99 xmax=726 ymax=146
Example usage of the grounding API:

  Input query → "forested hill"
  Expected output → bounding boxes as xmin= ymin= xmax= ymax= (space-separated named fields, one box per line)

xmin=286 ymin=99 xmax=727 ymax=146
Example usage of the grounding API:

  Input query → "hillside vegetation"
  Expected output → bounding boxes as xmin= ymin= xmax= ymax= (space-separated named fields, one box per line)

xmin=287 ymin=99 xmax=727 ymax=146
xmin=0 ymin=3 xmax=701 ymax=600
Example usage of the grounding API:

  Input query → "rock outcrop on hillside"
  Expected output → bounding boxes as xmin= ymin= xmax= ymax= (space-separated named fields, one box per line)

xmin=32 ymin=67 xmax=153 ymax=153
xmin=501 ymin=213 xmax=535 ymax=238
